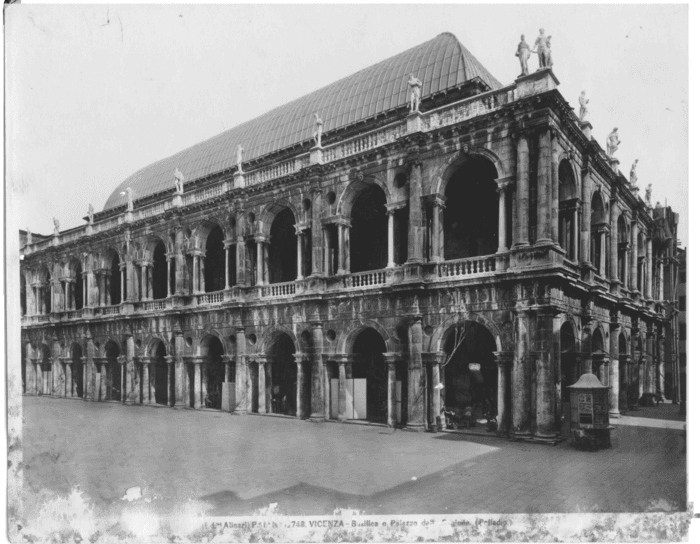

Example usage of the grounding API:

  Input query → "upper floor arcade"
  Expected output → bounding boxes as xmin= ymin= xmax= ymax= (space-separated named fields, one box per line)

xmin=20 ymin=69 xmax=678 ymax=326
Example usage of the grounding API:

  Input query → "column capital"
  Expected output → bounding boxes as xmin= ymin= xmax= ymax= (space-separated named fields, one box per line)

xmin=164 ymin=355 xmax=174 ymax=364
xmin=420 ymin=194 xmax=446 ymax=208
xmin=406 ymin=314 xmax=423 ymax=324
xmin=294 ymin=353 xmax=309 ymax=364
xmin=495 ymin=176 xmax=515 ymax=191
xmin=253 ymin=234 xmax=269 ymax=244
xmin=421 ymin=352 xmax=446 ymax=365
xmin=310 ymin=321 xmax=323 ymax=330
xmin=383 ymin=352 xmax=404 ymax=364
xmin=493 ymin=351 xmax=514 ymax=366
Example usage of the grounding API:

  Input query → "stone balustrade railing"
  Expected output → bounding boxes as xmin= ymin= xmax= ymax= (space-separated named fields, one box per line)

xmin=425 ymin=85 xmax=516 ymax=131
xmin=99 ymin=305 xmax=121 ymax=316
xmin=323 ymin=122 xmax=407 ymax=163
xmin=261 ymin=281 xmax=297 ymax=298
xmin=342 ymin=269 xmax=387 ymax=289
xmin=136 ymin=299 xmax=168 ymax=312
xmin=437 ymin=255 xmax=496 ymax=279
xmin=244 ymin=156 xmax=309 ymax=188
xmin=197 ymin=291 xmax=224 ymax=305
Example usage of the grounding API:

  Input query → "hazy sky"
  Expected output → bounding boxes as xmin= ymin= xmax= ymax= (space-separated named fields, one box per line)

xmin=6 ymin=3 xmax=689 ymax=244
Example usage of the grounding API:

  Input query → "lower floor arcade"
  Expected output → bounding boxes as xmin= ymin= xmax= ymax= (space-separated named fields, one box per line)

xmin=22 ymin=307 xmax=669 ymax=440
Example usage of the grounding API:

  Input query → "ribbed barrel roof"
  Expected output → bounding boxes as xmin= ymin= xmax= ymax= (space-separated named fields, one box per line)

xmin=103 ymin=32 xmax=501 ymax=211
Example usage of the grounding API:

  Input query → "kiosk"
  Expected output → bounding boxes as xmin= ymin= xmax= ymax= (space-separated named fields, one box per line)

xmin=566 ymin=373 xmax=613 ymax=450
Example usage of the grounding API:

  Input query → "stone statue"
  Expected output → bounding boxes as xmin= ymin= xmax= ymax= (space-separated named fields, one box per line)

xmin=545 ymin=36 xmax=553 ymax=68
xmin=53 ymin=217 xmax=60 ymax=235
xmin=515 ymin=34 xmax=532 ymax=76
xmin=125 ymin=187 xmax=134 ymax=211
xmin=236 ymin=144 xmax=244 ymax=172
xmin=26 ymin=228 xmax=32 ymax=245
xmin=313 ymin=113 xmax=323 ymax=147
xmin=533 ymin=28 xmax=549 ymax=69
xmin=606 ymin=127 xmax=621 ymax=157
xmin=174 ymin=167 xmax=184 ymax=194
xmin=629 ymin=159 xmax=639 ymax=186
xmin=578 ymin=91 xmax=589 ymax=122
xmin=87 ymin=203 xmax=94 ymax=224
xmin=408 ymin=73 xmax=422 ymax=113
xmin=645 ymin=184 xmax=653 ymax=207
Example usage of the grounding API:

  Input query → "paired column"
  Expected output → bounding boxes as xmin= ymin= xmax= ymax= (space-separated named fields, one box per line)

xmin=193 ymin=357 xmax=204 ymax=408
xmin=427 ymin=197 xmax=445 ymax=263
xmin=387 ymin=209 xmax=396 ymax=267
xmin=384 ymin=353 xmax=401 ymax=427
xmin=309 ymin=323 xmax=325 ymax=421
xmin=295 ymin=354 xmax=307 ymax=418
xmin=405 ymin=316 xmax=425 ymax=431
xmin=254 ymin=236 xmax=268 ymax=286
xmin=512 ymin=312 xmax=531 ymax=437
xmin=550 ymin=133 xmax=560 ymax=246
xmin=536 ymin=128 xmax=552 ymax=245
xmin=496 ymin=179 xmax=513 ymax=253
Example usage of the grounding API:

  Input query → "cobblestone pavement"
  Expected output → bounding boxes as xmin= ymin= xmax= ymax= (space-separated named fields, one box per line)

xmin=21 ymin=396 xmax=686 ymax=517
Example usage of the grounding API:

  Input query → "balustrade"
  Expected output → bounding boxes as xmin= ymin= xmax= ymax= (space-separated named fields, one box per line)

xmin=261 ymin=281 xmax=297 ymax=298
xmin=437 ymin=255 xmax=496 ymax=279
xmin=342 ymin=270 xmax=387 ymax=289
xmin=197 ymin=291 xmax=224 ymax=305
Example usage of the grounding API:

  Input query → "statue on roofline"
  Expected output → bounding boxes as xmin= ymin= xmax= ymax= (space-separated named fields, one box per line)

xmin=125 ymin=187 xmax=134 ymax=211
xmin=174 ymin=167 xmax=184 ymax=194
xmin=26 ymin=228 xmax=32 ymax=245
xmin=606 ymin=127 xmax=621 ymax=158
xmin=87 ymin=203 xmax=94 ymax=224
xmin=236 ymin=144 xmax=244 ymax=172
xmin=629 ymin=159 xmax=639 ymax=186
xmin=313 ymin=113 xmax=323 ymax=147
xmin=53 ymin=217 xmax=60 ymax=235
xmin=645 ymin=184 xmax=653 ymax=207
xmin=579 ymin=91 xmax=589 ymax=122
xmin=545 ymin=35 xmax=553 ymax=68
xmin=515 ymin=35 xmax=532 ymax=77
xmin=408 ymin=73 xmax=422 ymax=113
xmin=533 ymin=28 xmax=549 ymax=70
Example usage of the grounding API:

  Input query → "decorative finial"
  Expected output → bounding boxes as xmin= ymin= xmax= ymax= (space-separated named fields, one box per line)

xmin=408 ymin=73 xmax=422 ymax=113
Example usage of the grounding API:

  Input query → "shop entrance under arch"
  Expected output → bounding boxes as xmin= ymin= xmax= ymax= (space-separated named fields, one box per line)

xmin=71 ymin=343 xmax=84 ymax=398
xmin=442 ymin=322 xmax=497 ymax=430
xmin=105 ymin=341 xmax=122 ymax=402
xmin=269 ymin=333 xmax=297 ymax=416
xmin=152 ymin=341 xmax=168 ymax=406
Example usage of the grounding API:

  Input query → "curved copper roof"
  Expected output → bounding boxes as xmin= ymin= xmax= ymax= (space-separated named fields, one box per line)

xmin=103 ymin=32 xmax=502 ymax=211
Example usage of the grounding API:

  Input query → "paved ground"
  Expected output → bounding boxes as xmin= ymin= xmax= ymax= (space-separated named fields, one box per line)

xmin=20 ymin=396 xmax=686 ymax=518
xmin=623 ymin=401 xmax=686 ymax=422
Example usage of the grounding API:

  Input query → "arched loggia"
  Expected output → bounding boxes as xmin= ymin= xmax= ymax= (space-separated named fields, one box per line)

xmin=70 ymin=343 xmax=84 ymax=398
xmin=350 ymin=185 xmax=388 ymax=272
xmin=109 ymin=251 xmax=122 ymax=304
xmin=558 ymin=159 xmax=579 ymax=261
xmin=105 ymin=341 xmax=122 ymax=402
xmin=152 ymin=241 xmax=168 ymax=300
xmin=619 ymin=332 xmax=629 ymax=411
xmin=269 ymin=333 xmax=297 ymax=415
xmin=269 ymin=209 xmax=297 ymax=284
xmin=351 ymin=328 xmax=388 ymax=423
xmin=204 ymin=226 xmax=226 ymax=292
xmin=442 ymin=322 xmax=497 ymax=429
xmin=203 ymin=336 xmax=225 ymax=409
xmin=152 ymin=341 xmax=168 ymax=406
xmin=444 ymin=156 xmax=498 ymax=260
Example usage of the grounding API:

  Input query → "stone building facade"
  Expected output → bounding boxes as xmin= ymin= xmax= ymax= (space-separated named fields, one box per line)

xmin=20 ymin=33 xmax=680 ymax=441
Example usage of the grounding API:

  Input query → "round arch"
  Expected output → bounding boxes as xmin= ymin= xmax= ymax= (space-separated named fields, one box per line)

xmin=269 ymin=208 xmax=297 ymax=283
xmin=338 ymin=320 xmax=395 ymax=355
xmin=431 ymin=149 xmax=505 ymax=197
xmin=350 ymin=184 xmax=388 ymax=272
xmin=260 ymin=325 xmax=301 ymax=355
xmin=258 ymin=201 xmax=300 ymax=237
xmin=336 ymin=174 xmax=390 ymax=218
xmin=433 ymin=313 xmax=503 ymax=355
xmin=265 ymin=330 xmax=298 ymax=416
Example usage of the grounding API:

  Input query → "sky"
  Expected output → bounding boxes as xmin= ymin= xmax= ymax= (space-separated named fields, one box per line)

xmin=6 ymin=3 xmax=689 ymax=244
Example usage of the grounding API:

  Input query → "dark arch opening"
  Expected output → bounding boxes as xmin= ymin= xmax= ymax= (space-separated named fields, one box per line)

xmin=71 ymin=344 xmax=84 ymax=398
xmin=153 ymin=242 xmax=168 ymax=300
xmin=443 ymin=322 xmax=497 ymax=429
xmin=444 ymin=157 xmax=498 ymax=260
xmin=110 ymin=253 xmax=122 ymax=304
xmin=561 ymin=321 xmax=577 ymax=403
xmin=350 ymin=185 xmax=388 ymax=273
xmin=269 ymin=209 xmax=297 ymax=284
xmin=20 ymin=274 xmax=27 ymax=316
xmin=72 ymin=260 xmax=84 ymax=310
xmin=39 ymin=266 xmax=52 ymax=314
xmin=204 ymin=336 xmax=225 ymax=409
xmin=592 ymin=328 xmax=605 ymax=381
xmin=617 ymin=216 xmax=628 ymax=288
xmin=558 ymin=159 xmax=578 ymax=261
xmin=153 ymin=341 xmax=168 ymax=406
xmin=637 ymin=232 xmax=646 ymax=292
xmin=205 ymin=226 xmax=226 ymax=292
xmin=105 ymin=341 xmax=122 ymax=402
xmin=590 ymin=192 xmax=606 ymax=274
xmin=270 ymin=333 xmax=297 ymax=415
xmin=39 ymin=344 xmax=51 ymax=395
xmin=619 ymin=333 xmax=628 ymax=411
xmin=352 ymin=328 xmax=388 ymax=423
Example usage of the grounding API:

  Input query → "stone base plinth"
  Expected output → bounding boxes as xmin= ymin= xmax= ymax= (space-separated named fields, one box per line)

xmin=406 ymin=111 xmax=424 ymax=134
xmin=221 ymin=382 xmax=236 ymax=412
xmin=580 ymin=121 xmax=593 ymax=140
xmin=515 ymin=67 xmax=559 ymax=99
xmin=233 ymin=171 xmax=245 ymax=189
xmin=309 ymin=145 xmax=323 ymax=165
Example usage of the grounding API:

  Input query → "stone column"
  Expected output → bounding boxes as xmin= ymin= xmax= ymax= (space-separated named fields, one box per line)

xmin=336 ymin=224 xmax=346 ymax=275
xmin=646 ymin=333 xmax=655 ymax=395
xmin=619 ymin=354 xmax=629 ymax=412
xmin=406 ymin=161 xmax=424 ymax=263
xmin=140 ymin=264 xmax=148 ymax=300
xmin=572 ymin=204 xmax=580 ymax=262
xmin=630 ymin=220 xmax=638 ymax=294
xmin=224 ymin=244 xmax=231 ymax=289
xmin=581 ymin=169 xmax=592 ymax=266
xmin=657 ymin=329 xmax=666 ymax=399
xmin=610 ymin=200 xmax=619 ymax=284
xmin=430 ymin=361 xmax=441 ymax=431
xmin=405 ymin=316 xmax=425 ymax=431
xmin=165 ymin=355 xmax=174 ymax=406
xmin=535 ymin=313 xmax=557 ymax=440
xmin=257 ymin=360 xmax=267 ymax=414
xmin=295 ymin=355 xmax=306 ymax=418
xmin=550 ymin=134 xmax=560 ymax=246
xmin=385 ymin=353 xmax=400 ymax=427
xmin=125 ymin=335 xmax=137 ymax=404
xmin=193 ymin=359 xmax=203 ymax=408
xmin=309 ymin=322 xmax=325 ymax=421
xmin=236 ymin=235 xmax=246 ymax=286
xmin=494 ymin=352 xmax=512 ymax=436
xmin=514 ymin=133 xmax=530 ymax=247
xmin=512 ymin=312 xmax=531 ymax=437
xmin=337 ymin=360 xmax=347 ymax=421
xmin=296 ymin=227 xmax=304 ymax=280
xmin=658 ymin=250 xmax=665 ymax=301
xmin=598 ymin=227 xmax=607 ymax=278
xmin=234 ymin=327 xmax=247 ymax=414
xmin=174 ymin=331 xmax=186 ymax=408
xmin=85 ymin=337 xmax=95 ymax=401
xmin=387 ymin=209 xmax=396 ymax=267
xmin=497 ymin=180 xmax=511 ymax=253
xmin=200 ymin=254 xmax=206 ymax=292
xmin=323 ymin=227 xmax=331 ymax=275
xmin=310 ymin=188 xmax=323 ymax=277
xmin=536 ymin=128 xmax=552 ymax=245
xmin=255 ymin=239 xmax=264 ymax=286
xmin=646 ymin=239 xmax=653 ymax=298
xmin=323 ymin=359 xmax=331 ymax=420
xmin=142 ymin=360 xmax=151 ymax=404
xmin=609 ymin=326 xmax=620 ymax=418
xmin=167 ymin=258 xmax=172 ymax=296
